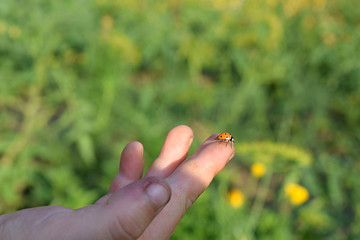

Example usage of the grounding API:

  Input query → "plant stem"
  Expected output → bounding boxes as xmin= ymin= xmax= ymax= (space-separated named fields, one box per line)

xmin=242 ymin=169 xmax=273 ymax=239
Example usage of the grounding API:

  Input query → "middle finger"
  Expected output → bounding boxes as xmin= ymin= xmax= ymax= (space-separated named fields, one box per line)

xmin=145 ymin=125 xmax=194 ymax=178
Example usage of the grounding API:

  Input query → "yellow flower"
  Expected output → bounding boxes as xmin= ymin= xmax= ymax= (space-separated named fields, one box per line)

xmin=0 ymin=21 xmax=7 ymax=35
xmin=265 ymin=14 xmax=283 ymax=50
xmin=212 ymin=0 xmax=242 ymax=10
xmin=227 ymin=189 xmax=245 ymax=208
xmin=313 ymin=0 xmax=326 ymax=11
xmin=8 ymin=26 xmax=21 ymax=39
xmin=283 ymin=0 xmax=310 ymax=18
xmin=251 ymin=162 xmax=267 ymax=178
xmin=322 ymin=32 xmax=337 ymax=47
xmin=302 ymin=14 xmax=317 ymax=31
xmin=101 ymin=15 xmax=114 ymax=31
xmin=108 ymin=33 xmax=141 ymax=65
xmin=285 ymin=183 xmax=309 ymax=206
xmin=266 ymin=0 xmax=278 ymax=7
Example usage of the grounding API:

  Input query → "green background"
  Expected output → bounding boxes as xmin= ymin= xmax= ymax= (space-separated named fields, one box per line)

xmin=0 ymin=0 xmax=359 ymax=239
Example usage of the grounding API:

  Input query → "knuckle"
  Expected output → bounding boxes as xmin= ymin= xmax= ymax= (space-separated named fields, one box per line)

xmin=108 ymin=202 xmax=156 ymax=240
xmin=109 ymin=214 xmax=141 ymax=240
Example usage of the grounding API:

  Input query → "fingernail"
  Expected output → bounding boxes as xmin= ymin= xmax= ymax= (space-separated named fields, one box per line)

xmin=188 ymin=135 xmax=194 ymax=147
xmin=145 ymin=182 xmax=171 ymax=208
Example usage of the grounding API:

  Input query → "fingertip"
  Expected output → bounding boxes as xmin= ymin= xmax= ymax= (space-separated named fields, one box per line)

xmin=146 ymin=125 xmax=194 ymax=178
xmin=124 ymin=141 xmax=144 ymax=155
xmin=168 ymin=125 xmax=194 ymax=150
xmin=119 ymin=141 xmax=144 ymax=182
xmin=200 ymin=134 xmax=236 ymax=162
xmin=168 ymin=125 xmax=194 ymax=141
xmin=174 ymin=134 xmax=235 ymax=185
xmin=211 ymin=141 xmax=235 ymax=163
xmin=130 ymin=141 xmax=144 ymax=158
xmin=133 ymin=140 xmax=144 ymax=150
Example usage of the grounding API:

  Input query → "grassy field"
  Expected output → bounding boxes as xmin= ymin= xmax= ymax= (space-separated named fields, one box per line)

xmin=1 ymin=0 xmax=360 ymax=239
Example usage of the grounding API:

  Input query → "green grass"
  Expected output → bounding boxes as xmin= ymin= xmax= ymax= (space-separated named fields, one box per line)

xmin=1 ymin=0 xmax=360 ymax=239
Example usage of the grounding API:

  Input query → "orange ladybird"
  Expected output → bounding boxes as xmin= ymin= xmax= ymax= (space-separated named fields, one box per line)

xmin=216 ymin=132 xmax=234 ymax=145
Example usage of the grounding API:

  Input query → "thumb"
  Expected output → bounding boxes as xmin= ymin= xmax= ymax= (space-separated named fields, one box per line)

xmin=106 ymin=177 xmax=171 ymax=240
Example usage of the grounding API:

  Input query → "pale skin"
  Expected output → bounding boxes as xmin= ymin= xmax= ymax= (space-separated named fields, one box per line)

xmin=0 ymin=125 xmax=235 ymax=240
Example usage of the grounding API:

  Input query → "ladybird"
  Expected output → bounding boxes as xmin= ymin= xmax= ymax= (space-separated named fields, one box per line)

xmin=216 ymin=132 xmax=234 ymax=145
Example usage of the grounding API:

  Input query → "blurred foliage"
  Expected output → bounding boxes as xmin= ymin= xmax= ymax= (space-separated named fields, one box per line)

xmin=0 ymin=0 xmax=360 ymax=239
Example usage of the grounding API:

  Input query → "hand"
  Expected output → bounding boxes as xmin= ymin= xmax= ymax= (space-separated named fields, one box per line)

xmin=0 ymin=125 xmax=235 ymax=240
